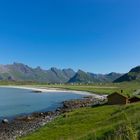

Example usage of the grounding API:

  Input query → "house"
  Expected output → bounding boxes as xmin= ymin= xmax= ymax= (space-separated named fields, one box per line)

xmin=129 ymin=96 xmax=140 ymax=103
xmin=107 ymin=92 xmax=129 ymax=105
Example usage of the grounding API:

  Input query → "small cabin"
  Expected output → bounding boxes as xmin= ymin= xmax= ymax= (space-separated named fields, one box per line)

xmin=129 ymin=96 xmax=140 ymax=103
xmin=107 ymin=92 xmax=128 ymax=105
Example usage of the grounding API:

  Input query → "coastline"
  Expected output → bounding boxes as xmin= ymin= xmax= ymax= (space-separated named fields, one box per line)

xmin=0 ymin=85 xmax=107 ymax=99
xmin=0 ymin=95 xmax=106 ymax=140
xmin=0 ymin=86 xmax=107 ymax=140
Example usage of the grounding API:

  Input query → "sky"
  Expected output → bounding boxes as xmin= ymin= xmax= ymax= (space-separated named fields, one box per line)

xmin=0 ymin=0 xmax=140 ymax=73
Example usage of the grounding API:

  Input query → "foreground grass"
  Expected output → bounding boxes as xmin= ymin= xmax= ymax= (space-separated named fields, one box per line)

xmin=20 ymin=103 xmax=140 ymax=140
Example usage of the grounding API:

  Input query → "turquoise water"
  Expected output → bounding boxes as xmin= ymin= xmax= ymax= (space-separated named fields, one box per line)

xmin=0 ymin=87 xmax=85 ymax=119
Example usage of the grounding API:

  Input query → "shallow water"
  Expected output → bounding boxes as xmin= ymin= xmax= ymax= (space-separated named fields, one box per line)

xmin=0 ymin=87 xmax=85 ymax=119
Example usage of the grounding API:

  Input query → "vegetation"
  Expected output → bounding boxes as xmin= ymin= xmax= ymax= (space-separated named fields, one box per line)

xmin=20 ymin=103 xmax=140 ymax=140
xmin=46 ymin=82 xmax=140 ymax=96
xmin=0 ymin=80 xmax=49 ymax=85
xmin=0 ymin=81 xmax=139 ymax=96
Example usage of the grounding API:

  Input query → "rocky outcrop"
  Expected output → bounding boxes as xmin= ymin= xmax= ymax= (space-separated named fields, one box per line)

xmin=1 ymin=119 xmax=9 ymax=124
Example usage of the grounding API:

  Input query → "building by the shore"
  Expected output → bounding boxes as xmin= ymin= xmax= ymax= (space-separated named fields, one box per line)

xmin=129 ymin=96 xmax=140 ymax=103
xmin=107 ymin=92 xmax=129 ymax=105
xmin=107 ymin=92 xmax=140 ymax=105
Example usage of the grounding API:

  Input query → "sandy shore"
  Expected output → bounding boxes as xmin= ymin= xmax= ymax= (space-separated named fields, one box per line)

xmin=0 ymin=85 xmax=107 ymax=99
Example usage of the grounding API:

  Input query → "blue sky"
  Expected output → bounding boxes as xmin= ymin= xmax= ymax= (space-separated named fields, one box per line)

xmin=0 ymin=0 xmax=140 ymax=73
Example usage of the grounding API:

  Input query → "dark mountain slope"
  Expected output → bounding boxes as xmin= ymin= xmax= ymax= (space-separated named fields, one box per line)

xmin=68 ymin=70 xmax=99 ymax=83
xmin=69 ymin=71 xmax=122 ymax=83
xmin=114 ymin=66 xmax=140 ymax=82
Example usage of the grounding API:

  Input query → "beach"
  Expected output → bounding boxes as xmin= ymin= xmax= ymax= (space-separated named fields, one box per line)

xmin=0 ymin=85 xmax=107 ymax=99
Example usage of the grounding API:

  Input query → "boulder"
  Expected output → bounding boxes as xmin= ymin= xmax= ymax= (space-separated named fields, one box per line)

xmin=2 ymin=119 xmax=9 ymax=124
xmin=32 ymin=90 xmax=42 ymax=93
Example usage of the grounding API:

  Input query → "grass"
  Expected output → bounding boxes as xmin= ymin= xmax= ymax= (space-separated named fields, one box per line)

xmin=41 ymin=82 xmax=140 ymax=96
xmin=20 ymin=103 xmax=140 ymax=140
xmin=0 ymin=81 xmax=139 ymax=96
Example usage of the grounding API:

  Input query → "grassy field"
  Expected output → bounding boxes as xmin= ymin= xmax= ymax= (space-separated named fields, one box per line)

xmin=40 ymin=82 xmax=140 ymax=97
xmin=0 ymin=81 xmax=140 ymax=96
xmin=20 ymin=103 xmax=140 ymax=140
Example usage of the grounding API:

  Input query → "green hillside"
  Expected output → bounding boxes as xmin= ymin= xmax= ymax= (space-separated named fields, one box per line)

xmin=20 ymin=103 xmax=140 ymax=140
xmin=19 ymin=82 xmax=140 ymax=140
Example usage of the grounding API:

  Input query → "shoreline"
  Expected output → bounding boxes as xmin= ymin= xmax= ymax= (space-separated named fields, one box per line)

xmin=0 ymin=96 xmax=106 ymax=140
xmin=0 ymin=85 xmax=107 ymax=140
xmin=0 ymin=85 xmax=107 ymax=99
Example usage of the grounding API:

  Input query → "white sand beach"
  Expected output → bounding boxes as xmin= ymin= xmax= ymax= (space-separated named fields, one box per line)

xmin=0 ymin=85 xmax=107 ymax=99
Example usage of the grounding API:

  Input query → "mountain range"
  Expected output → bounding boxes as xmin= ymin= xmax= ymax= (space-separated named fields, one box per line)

xmin=0 ymin=63 xmax=123 ymax=83
xmin=114 ymin=66 xmax=140 ymax=83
